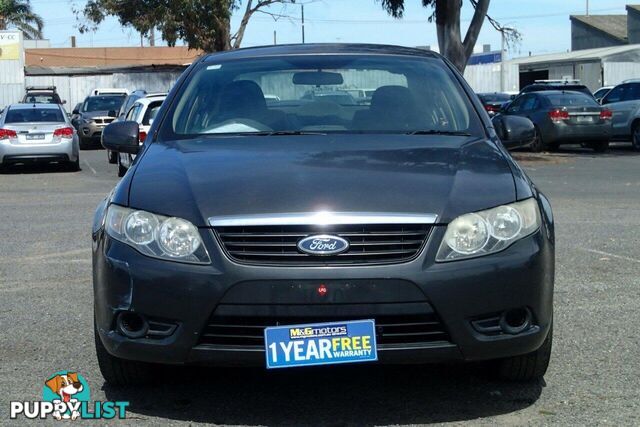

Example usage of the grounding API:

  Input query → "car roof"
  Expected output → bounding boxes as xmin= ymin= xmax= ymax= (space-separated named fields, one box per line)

xmin=9 ymin=103 xmax=62 ymax=110
xmin=528 ymin=90 xmax=592 ymax=96
xmin=201 ymin=43 xmax=439 ymax=63
xmin=133 ymin=95 xmax=166 ymax=106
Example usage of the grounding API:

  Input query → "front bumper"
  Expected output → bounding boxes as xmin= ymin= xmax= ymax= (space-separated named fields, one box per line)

xmin=0 ymin=138 xmax=78 ymax=164
xmin=79 ymin=122 xmax=107 ymax=140
xmin=94 ymin=223 xmax=554 ymax=367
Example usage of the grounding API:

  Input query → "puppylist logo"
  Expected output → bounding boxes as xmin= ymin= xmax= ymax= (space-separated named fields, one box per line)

xmin=9 ymin=371 xmax=129 ymax=421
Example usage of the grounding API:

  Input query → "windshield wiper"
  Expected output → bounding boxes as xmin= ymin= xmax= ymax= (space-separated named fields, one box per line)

xmin=251 ymin=130 xmax=327 ymax=136
xmin=406 ymin=130 xmax=472 ymax=136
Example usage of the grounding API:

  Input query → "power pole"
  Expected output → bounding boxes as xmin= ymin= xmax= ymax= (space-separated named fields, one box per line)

xmin=500 ymin=29 xmax=506 ymax=92
xmin=274 ymin=30 xmax=277 ymax=45
xmin=149 ymin=29 xmax=155 ymax=47
xmin=586 ymin=0 xmax=589 ymax=15
xmin=301 ymin=4 xmax=305 ymax=44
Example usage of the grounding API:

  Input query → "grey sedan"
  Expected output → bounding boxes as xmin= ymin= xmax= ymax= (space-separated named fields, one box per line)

xmin=503 ymin=90 xmax=612 ymax=152
xmin=600 ymin=81 xmax=640 ymax=150
xmin=0 ymin=103 xmax=80 ymax=171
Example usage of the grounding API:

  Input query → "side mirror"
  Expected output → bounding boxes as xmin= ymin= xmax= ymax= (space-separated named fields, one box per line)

xmin=72 ymin=109 xmax=79 ymax=115
xmin=102 ymin=121 xmax=140 ymax=154
xmin=492 ymin=115 xmax=535 ymax=150
xmin=62 ymin=100 xmax=67 ymax=104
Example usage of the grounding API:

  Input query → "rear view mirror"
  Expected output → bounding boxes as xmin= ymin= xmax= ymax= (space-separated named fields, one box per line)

xmin=293 ymin=71 xmax=344 ymax=86
xmin=102 ymin=121 xmax=140 ymax=154
xmin=492 ymin=115 xmax=535 ymax=150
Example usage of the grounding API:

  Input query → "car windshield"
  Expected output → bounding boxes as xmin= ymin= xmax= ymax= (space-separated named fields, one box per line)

xmin=6 ymin=107 xmax=64 ymax=123
xmin=161 ymin=54 xmax=482 ymax=138
xmin=479 ymin=93 xmax=511 ymax=102
xmin=546 ymin=92 xmax=599 ymax=107
xmin=24 ymin=93 xmax=58 ymax=104
xmin=82 ymin=96 xmax=125 ymax=113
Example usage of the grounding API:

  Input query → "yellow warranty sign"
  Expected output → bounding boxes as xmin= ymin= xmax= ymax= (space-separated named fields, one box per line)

xmin=0 ymin=33 xmax=21 ymax=60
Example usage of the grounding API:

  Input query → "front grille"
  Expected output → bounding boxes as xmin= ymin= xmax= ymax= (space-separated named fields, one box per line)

xmin=198 ymin=313 xmax=450 ymax=347
xmin=214 ymin=224 xmax=431 ymax=265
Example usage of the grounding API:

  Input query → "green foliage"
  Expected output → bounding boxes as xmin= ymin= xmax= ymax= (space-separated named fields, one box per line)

xmin=0 ymin=0 xmax=44 ymax=39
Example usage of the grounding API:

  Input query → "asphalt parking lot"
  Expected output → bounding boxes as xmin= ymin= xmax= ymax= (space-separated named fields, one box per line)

xmin=1 ymin=145 xmax=639 ymax=426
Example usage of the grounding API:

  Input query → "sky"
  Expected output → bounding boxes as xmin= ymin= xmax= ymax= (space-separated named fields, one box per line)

xmin=28 ymin=0 xmax=634 ymax=59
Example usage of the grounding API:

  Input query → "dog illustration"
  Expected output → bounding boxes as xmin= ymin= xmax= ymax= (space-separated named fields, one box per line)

xmin=45 ymin=372 xmax=83 ymax=420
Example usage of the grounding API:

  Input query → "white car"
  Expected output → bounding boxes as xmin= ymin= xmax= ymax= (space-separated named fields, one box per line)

xmin=117 ymin=94 xmax=166 ymax=177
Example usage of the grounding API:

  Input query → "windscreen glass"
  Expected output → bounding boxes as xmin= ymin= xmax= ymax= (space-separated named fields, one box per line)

xmin=161 ymin=55 xmax=483 ymax=138
xmin=5 ymin=108 xmax=65 ymax=123
xmin=547 ymin=93 xmax=599 ymax=107
xmin=82 ymin=96 xmax=125 ymax=112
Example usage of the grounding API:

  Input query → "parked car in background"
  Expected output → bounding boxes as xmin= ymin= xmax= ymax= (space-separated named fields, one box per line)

xmin=95 ymin=44 xmax=553 ymax=385
xmin=477 ymin=92 xmax=513 ymax=117
xmin=600 ymin=81 xmax=640 ymax=150
xmin=520 ymin=80 xmax=593 ymax=99
xmin=0 ymin=103 xmax=79 ymax=170
xmin=503 ymin=90 xmax=612 ymax=152
xmin=114 ymin=94 xmax=166 ymax=177
xmin=74 ymin=95 xmax=126 ymax=149
xmin=22 ymin=86 xmax=64 ymax=105
xmin=301 ymin=89 xmax=357 ymax=105
xmin=106 ymin=90 xmax=167 ymax=164
xmin=593 ymin=86 xmax=613 ymax=103
xmin=92 ymin=88 xmax=129 ymax=96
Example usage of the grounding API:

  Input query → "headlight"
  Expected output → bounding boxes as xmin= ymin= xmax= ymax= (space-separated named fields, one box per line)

xmin=105 ymin=204 xmax=210 ymax=264
xmin=436 ymin=198 xmax=541 ymax=262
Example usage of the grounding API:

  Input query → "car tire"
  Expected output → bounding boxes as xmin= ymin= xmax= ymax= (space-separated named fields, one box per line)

xmin=94 ymin=320 xmax=156 ymax=386
xmin=497 ymin=323 xmax=552 ymax=381
xmin=117 ymin=156 xmax=127 ymax=178
xmin=632 ymin=123 xmax=640 ymax=151
xmin=107 ymin=150 xmax=117 ymax=164
xmin=67 ymin=157 xmax=80 ymax=172
xmin=79 ymin=137 xmax=90 ymax=150
xmin=530 ymin=127 xmax=544 ymax=153
xmin=592 ymin=140 xmax=609 ymax=153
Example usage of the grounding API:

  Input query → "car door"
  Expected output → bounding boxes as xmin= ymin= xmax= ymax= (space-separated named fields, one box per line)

xmin=602 ymin=84 xmax=640 ymax=137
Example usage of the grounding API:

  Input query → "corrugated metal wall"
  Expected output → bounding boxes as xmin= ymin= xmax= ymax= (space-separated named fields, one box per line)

xmin=0 ymin=31 xmax=26 ymax=108
xmin=603 ymin=62 xmax=640 ymax=86
xmin=24 ymin=71 xmax=185 ymax=109
xmin=463 ymin=62 xmax=520 ymax=93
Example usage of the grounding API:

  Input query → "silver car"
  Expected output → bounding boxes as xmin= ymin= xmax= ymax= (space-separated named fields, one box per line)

xmin=600 ymin=81 xmax=640 ymax=150
xmin=0 ymin=103 xmax=80 ymax=171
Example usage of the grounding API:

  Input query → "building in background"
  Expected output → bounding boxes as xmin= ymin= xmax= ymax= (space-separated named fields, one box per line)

xmin=570 ymin=4 xmax=640 ymax=51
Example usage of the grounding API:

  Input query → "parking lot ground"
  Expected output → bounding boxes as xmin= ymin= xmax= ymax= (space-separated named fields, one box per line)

xmin=1 ymin=145 xmax=639 ymax=426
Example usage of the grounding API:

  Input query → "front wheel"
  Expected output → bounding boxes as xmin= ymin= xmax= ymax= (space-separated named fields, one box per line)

xmin=94 ymin=321 xmax=156 ymax=386
xmin=530 ymin=127 xmax=544 ymax=153
xmin=79 ymin=137 xmax=90 ymax=150
xmin=497 ymin=323 xmax=552 ymax=381
xmin=632 ymin=123 xmax=640 ymax=151
xmin=117 ymin=155 xmax=127 ymax=178
xmin=107 ymin=149 xmax=117 ymax=164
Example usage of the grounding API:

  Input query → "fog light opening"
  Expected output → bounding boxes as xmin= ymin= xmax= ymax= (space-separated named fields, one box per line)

xmin=117 ymin=311 xmax=149 ymax=339
xmin=500 ymin=307 xmax=531 ymax=335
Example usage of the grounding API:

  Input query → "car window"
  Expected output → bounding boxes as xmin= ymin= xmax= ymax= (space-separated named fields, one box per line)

xmin=161 ymin=55 xmax=483 ymax=138
xmin=82 ymin=96 xmax=125 ymax=113
xmin=125 ymin=104 xmax=139 ymax=121
xmin=623 ymin=83 xmax=640 ymax=101
xmin=603 ymin=85 xmax=627 ymax=103
xmin=546 ymin=92 xmax=599 ymax=107
xmin=142 ymin=101 xmax=163 ymax=125
xmin=522 ymin=96 xmax=538 ymax=111
xmin=24 ymin=94 xmax=59 ymax=104
xmin=506 ymin=96 xmax=526 ymax=113
xmin=5 ymin=107 xmax=65 ymax=123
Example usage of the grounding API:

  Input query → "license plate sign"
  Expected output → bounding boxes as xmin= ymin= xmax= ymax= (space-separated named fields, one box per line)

xmin=264 ymin=319 xmax=377 ymax=369
xmin=576 ymin=116 xmax=593 ymax=123
xmin=26 ymin=133 xmax=45 ymax=140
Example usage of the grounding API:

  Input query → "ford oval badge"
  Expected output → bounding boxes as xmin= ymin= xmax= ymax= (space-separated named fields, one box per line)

xmin=297 ymin=235 xmax=349 ymax=255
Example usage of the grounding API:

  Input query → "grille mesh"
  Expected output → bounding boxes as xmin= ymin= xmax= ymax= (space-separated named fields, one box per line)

xmin=198 ymin=313 xmax=450 ymax=347
xmin=214 ymin=224 xmax=431 ymax=265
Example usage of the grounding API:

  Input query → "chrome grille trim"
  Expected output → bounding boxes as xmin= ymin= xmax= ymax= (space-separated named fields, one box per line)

xmin=209 ymin=212 xmax=438 ymax=227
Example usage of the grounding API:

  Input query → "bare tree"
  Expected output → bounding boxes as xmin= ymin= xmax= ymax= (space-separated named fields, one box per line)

xmin=380 ymin=0 xmax=520 ymax=72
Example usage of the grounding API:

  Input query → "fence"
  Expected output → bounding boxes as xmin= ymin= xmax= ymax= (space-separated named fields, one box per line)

xmin=23 ymin=69 xmax=185 ymax=109
xmin=463 ymin=62 xmax=520 ymax=93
